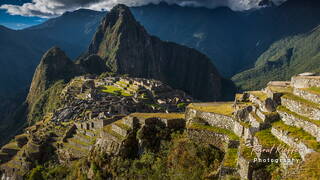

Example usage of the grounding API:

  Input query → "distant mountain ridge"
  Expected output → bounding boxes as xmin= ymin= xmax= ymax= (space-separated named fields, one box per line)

xmin=0 ymin=0 xmax=320 ymax=98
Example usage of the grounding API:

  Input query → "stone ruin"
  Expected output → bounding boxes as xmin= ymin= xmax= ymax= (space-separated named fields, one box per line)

xmin=185 ymin=72 xmax=320 ymax=179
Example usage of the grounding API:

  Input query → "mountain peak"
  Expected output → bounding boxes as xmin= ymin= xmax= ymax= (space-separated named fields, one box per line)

xmin=87 ymin=4 xmax=224 ymax=101
xmin=27 ymin=47 xmax=79 ymax=106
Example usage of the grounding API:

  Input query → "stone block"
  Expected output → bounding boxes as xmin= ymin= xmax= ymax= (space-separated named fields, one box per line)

xmin=271 ymin=128 xmax=314 ymax=160
xmin=111 ymin=124 xmax=128 ymax=137
xmin=278 ymin=110 xmax=320 ymax=141
xmin=186 ymin=108 xmax=235 ymax=130
xmin=281 ymin=96 xmax=320 ymax=120
xmin=294 ymin=88 xmax=320 ymax=104
xmin=291 ymin=75 xmax=320 ymax=88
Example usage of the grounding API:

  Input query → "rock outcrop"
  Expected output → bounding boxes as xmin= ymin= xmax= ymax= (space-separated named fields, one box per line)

xmin=87 ymin=4 xmax=223 ymax=101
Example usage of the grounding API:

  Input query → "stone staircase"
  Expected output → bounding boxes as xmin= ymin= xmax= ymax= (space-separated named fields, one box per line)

xmin=61 ymin=128 xmax=98 ymax=160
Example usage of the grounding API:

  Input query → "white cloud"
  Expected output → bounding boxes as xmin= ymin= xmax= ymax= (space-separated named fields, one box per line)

xmin=0 ymin=0 xmax=288 ymax=18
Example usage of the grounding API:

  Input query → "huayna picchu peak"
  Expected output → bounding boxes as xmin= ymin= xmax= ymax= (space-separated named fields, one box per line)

xmin=88 ymin=4 xmax=224 ymax=101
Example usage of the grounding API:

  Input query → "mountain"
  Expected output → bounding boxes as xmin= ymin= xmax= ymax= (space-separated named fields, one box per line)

xmin=87 ymin=4 xmax=223 ymax=101
xmin=131 ymin=0 xmax=320 ymax=77
xmin=27 ymin=47 xmax=82 ymax=106
xmin=1 ymin=0 xmax=320 ymax=99
xmin=26 ymin=9 xmax=105 ymax=58
xmin=232 ymin=25 xmax=320 ymax=90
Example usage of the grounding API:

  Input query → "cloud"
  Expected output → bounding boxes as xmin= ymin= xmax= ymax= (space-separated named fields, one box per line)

xmin=0 ymin=0 xmax=288 ymax=18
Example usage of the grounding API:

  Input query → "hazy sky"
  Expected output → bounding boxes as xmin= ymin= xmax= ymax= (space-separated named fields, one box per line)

xmin=0 ymin=0 xmax=287 ymax=29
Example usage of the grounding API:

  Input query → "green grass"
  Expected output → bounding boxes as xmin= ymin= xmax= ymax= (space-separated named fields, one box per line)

xmin=131 ymin=113 xmax=185 ymax=119
xmin=188 ymin=123 xmax=239 ymax=141
xmin=240 ymin=144 xmax=257 ymax=160
xmin=223 ymin=148 xmax=238 ymax=168
xmin=282 ymin=93 xmax=320 ymax=109
xmin=103 ymin=125 xmax=125 ymax=140
xmin=268 ymin=86 xmax=293 ymax=94
xmin=272 ymin=121 xmax=320 ymax=152
xmin=188 ymin=102 xmax=234 ymax=117
xmin=251 ymin=112 xmax=263 ymax=123
xmin=255 ymin=129 xmax=286 ymax=148
xmin=277 ymin=106 xmax=320 ymax=127
xmin=239 ymin=121 xmax=251 ymax=128
xmin=63 ymin=143 xmax=88 ymax=153
xmin=115 ymin=120 xmax=132 ymax=131
xmin=305 ymin=87 xmax=320 ymax=95
xmin=3 ymin=142 xmax=20 ymax=150
xmin=68 ymin=137 xmax=93 ymax=147
xmin=101 ymin=85 xmax=132 ymax=96
xmin=250 ymin=91 xmax=268 ymax=101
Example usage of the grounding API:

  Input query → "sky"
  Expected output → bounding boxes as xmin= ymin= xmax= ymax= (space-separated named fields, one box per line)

xmin=0 ymin=0 xmax=288 ymax=30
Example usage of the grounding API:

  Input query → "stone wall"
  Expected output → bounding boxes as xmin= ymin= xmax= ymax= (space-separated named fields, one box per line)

xmin=278 ymin=111 xmax=320 ymax=141
xmin=187 ymin=129 xmax=230 ymax=151
xmin=291 ymin=76 xmax=320 ymax=88
xmin=293 ymin=88 xmax=320 ymax=104
xmin=271 ymin=128 xmax=314 ymax=160
xmin=233 ymin=121 xmax=244 ymax=137
xmin=281 ymin=97 xmax=320 ymax=120
xmin=186 ymin=108 xmax=235 ymax=130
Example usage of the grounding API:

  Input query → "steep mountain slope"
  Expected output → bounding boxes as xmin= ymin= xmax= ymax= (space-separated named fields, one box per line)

xmin=87 ymin=4 xmax=223 ymax=101
xmin=27 ymin=9 xmax=105 ymax=58
xmin=131 ymin=0 xmax=320 ymax=77
xmin=232 ymin=25 xmax=320 ymax=90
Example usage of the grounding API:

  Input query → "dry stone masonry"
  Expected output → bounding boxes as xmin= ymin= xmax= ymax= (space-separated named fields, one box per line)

xmin=185 ymin=72 xmax=320 ymax=179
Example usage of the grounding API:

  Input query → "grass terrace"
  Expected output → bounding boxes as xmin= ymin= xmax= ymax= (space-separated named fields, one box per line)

xmin=103 ymin=125 xmax=125 ymax=140
xmin=255 ymin=129 xmax=286 ymax=148
xmin=282 ymin=93 xmax=320 ymax=109
xmin=277 ymin=106 xmax=320 ymax=127
xmin=240 ymin=144 xmax=257 ymax=160
xmin=102 ymin=85 xmax=132 ymax=96
xmin=2 ymin=142 xmax=20 ymax=150
xmin=304 ymin=87 xmax=320 ymax=95
xmin=250 ymin=91 xmax=268 ymax=101
xmin=272 ymin=121 xmax=320 ymax=152
xmin=130 ymin=113 xmax=185 ymax=119
xmin=188 ymin=102 xmax=234 ymax=117
xmin=223 ymin=148 xmax=238 ymax=168
xmin=114 ymin=120 xmax=132 ymax=131
xmin=188 ymin=123 xmax=239 ymax=141
xmin=268 ymin=86 xmax=293 ymax=94
xmin=250 ymin=112 xmax=264 ymax=123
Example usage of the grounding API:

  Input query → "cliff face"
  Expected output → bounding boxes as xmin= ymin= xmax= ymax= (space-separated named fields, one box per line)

xmin=88 ymin=4 xmax=223 ymax=101
xmin=26 ymin=47 xmax=79 ymax=106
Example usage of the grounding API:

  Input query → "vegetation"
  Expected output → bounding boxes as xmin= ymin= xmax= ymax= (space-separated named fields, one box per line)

xmin=255 ymin=129 xmax=285 ymax=148
xmin=223 ymin=148 xmax=238 ymax=168
xmin=188 ymin=123 xmax=239 ymax=141
xmin=240 ymin=144 xmax=256 ymax=160
xmin=233 ymin=26 xmax=320 ymax=91
xmin=277 ymin=106 xmax=320 ymax=126
xmin=282 ymin=93 xmax=320 ymax=109
xmin=130 ymin=113 xmax=185 ymax=119
xmin=284 ymin=152 xmax=320 ymax=180
xmin=268 ymin=86 xmax=293 ymax=94
xmin=305 ymin=87 xmax=320 ymax=95
xmin=63 ymin=132 xmax=224 ymax=179
xmin=103 ymin=125 xmax=125 ymax=140
xmin=28 ymin=81 xmax=65 ymax=123
xmin=101 ymin=85 xmax=132 ymax=96
xmin=188 ymin=102 xmax=234 ymax=117
xmin=272 ymin=121 xmax=320 ymax=152
xmin=250 ymin=91 xmax=268 ymax=101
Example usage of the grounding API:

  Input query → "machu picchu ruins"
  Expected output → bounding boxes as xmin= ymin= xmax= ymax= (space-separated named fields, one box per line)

xmin=1 ymin=2 xmax=320 ymax=180
xmin=1 ymin=72 xmax=320 ymax=179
